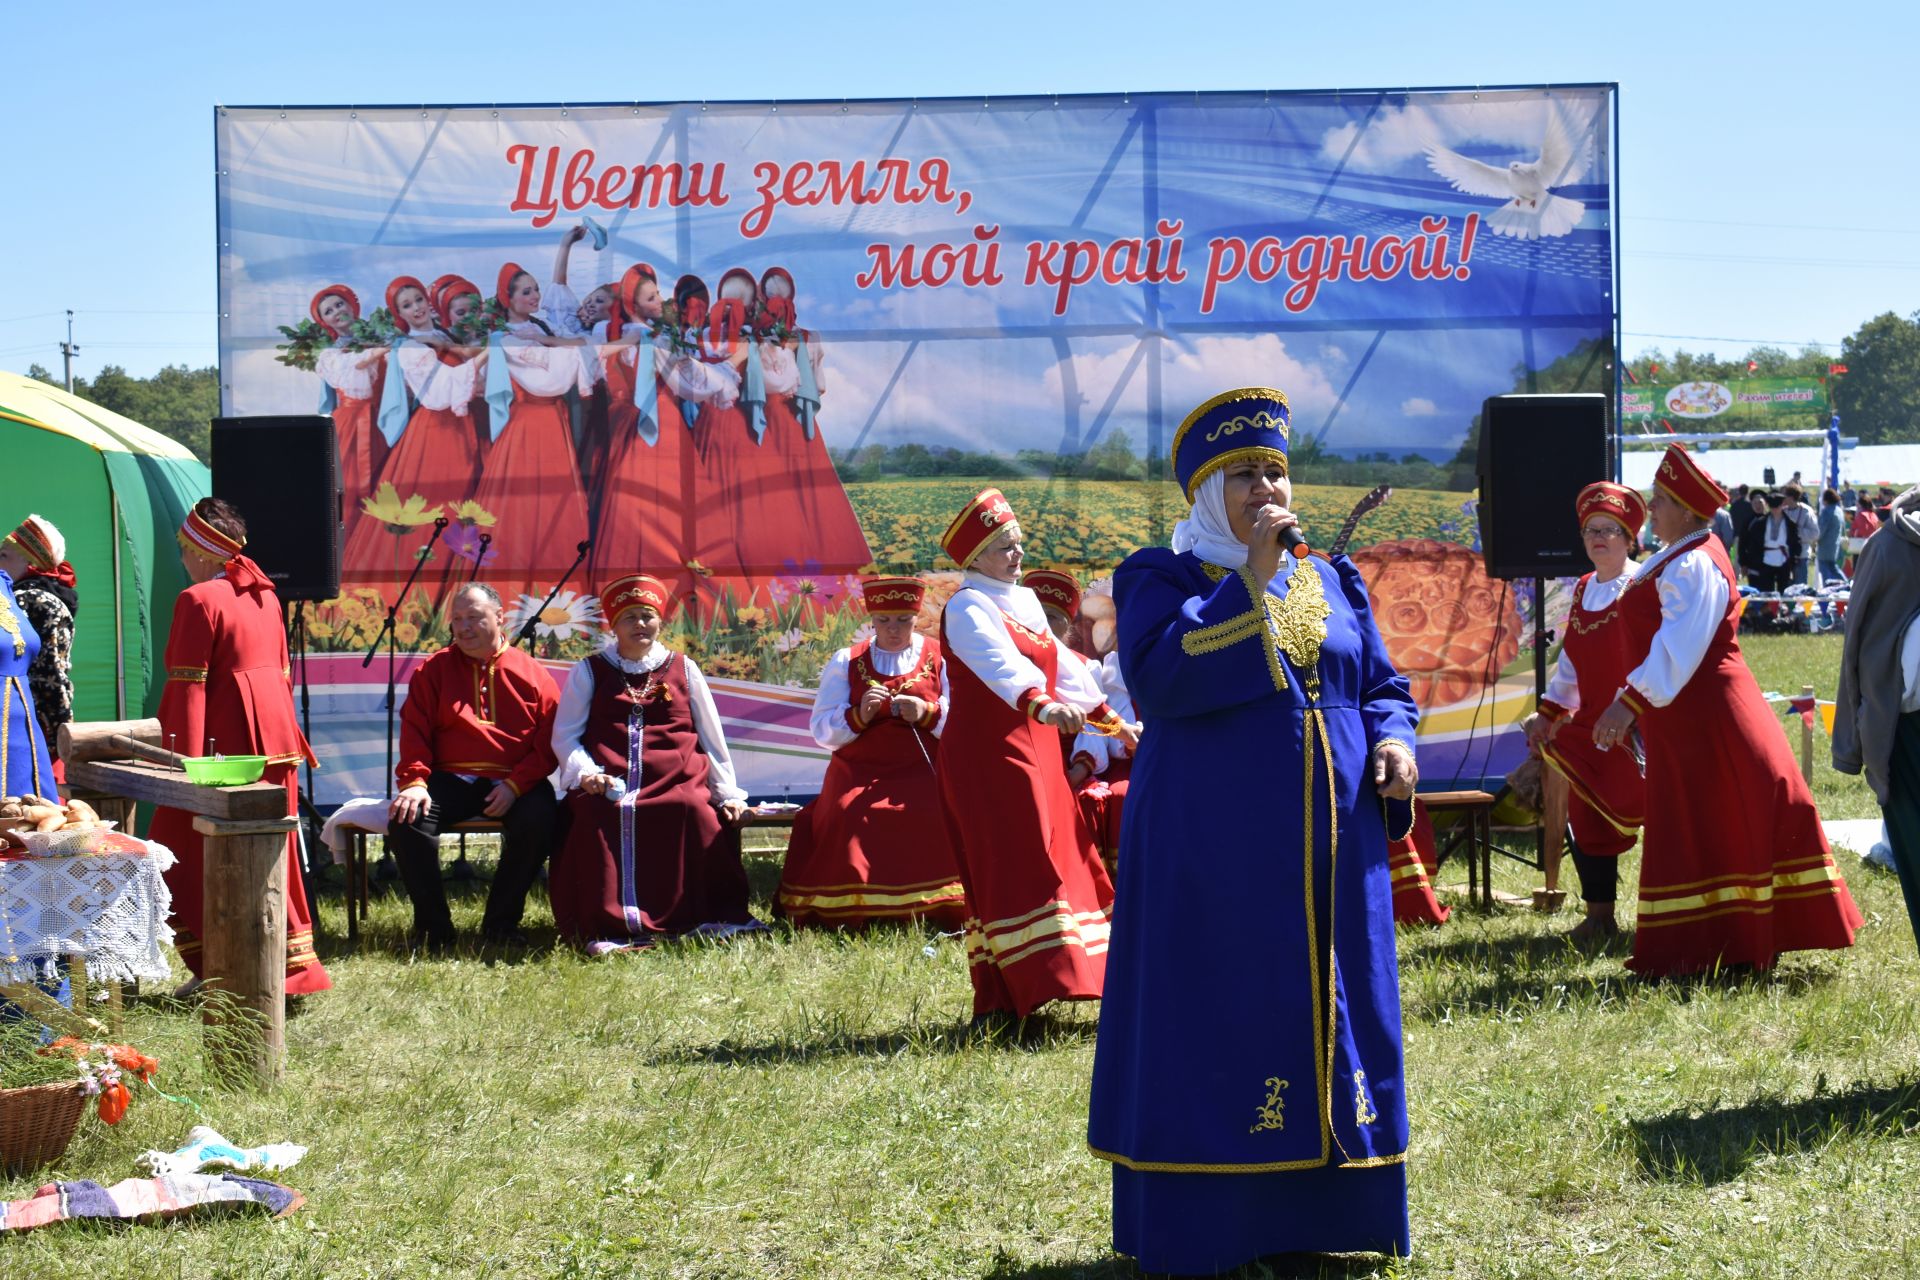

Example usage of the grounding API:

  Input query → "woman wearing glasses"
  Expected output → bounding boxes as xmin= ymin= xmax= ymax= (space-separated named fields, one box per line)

xmin=1525 ymin=482 xmax=1649 ymax=946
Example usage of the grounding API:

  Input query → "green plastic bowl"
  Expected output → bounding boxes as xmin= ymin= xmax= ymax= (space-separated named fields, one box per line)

xmin=183 ymin=755 xmax=268 ymax=786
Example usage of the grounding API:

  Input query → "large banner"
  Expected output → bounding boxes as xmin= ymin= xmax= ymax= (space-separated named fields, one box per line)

xmin=215 ymin=88 xmax=1618 ymax=803
xmin=1621 ymin=376 xmax=1828 ymax=430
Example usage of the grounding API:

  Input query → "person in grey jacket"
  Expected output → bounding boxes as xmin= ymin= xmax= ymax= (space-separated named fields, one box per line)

xmin=1816 ymin=488 xmax=1844 ymax=584
xmin=1833 ymin=486 xmax=1920 ymax=952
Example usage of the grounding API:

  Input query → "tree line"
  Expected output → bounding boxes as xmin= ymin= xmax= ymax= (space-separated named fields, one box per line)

xmin=25 ymin=305 xmax=1920 ymax=475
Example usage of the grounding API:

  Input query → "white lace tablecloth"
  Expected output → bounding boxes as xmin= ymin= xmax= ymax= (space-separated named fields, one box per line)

xmin=0 ymin=842 xmax=176 ymax=985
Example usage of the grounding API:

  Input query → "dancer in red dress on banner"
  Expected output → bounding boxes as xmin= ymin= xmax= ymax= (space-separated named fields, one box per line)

xmin=470 ymin=263 xmax=593 ymax=593
xmin=342 ymin=276 xmax=490 ymax=583
xmin=428 ymin=274 xmax=494 ymax=448
xmin=310 ymin=285 xmax=388 ymax=546
xmin=589 ymin=263 xmax=707 ymax=592
xmin=777 ymin=576 xmax=968 ymax=928
xmin=1590 ymin=446 xmax=1862 ymax=976
xmin=548 ymin=574 xmax=762 ymax=952
xmin=1528 ymin=481 xmax=1649 ymax=946
xmin=755 ymin=268 xmax=872 ymax=577
xmin=1024 ymin=568 xmax=1138 ymax=877
xmin=937 ymin=490 xmax=1134 ymax=1024
xmin=150 ymin=500 xmax=331 ymax=996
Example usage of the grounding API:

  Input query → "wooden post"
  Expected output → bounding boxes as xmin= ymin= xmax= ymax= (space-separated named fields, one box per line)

xmin=1800 ymin=684 xmax=1816 ymax=785
xmin=192 ymin=813 xmax=297 ymax=1087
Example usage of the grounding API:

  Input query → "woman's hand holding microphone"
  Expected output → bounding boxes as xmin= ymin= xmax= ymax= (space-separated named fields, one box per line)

xmin=1247 ymin=505 xmax=1306 ymax=584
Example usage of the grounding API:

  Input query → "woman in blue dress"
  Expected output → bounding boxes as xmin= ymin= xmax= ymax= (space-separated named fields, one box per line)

xmin=0 ymin=561 xmax=58 ymax=799
xmin=1087 ymin=386 xmax=1421 ymax=1272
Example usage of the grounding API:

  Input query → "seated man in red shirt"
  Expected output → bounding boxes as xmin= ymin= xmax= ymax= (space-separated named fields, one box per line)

xmin=388 ymin=583 xmax=561 ymax=949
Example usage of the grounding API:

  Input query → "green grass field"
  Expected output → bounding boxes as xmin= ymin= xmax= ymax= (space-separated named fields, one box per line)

xmin=5 ymin=633 xmax=1915 ymax=1278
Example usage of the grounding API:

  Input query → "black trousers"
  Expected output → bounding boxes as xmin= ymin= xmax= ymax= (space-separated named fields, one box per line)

xmin=385 ymin=772 xmax=558 ymax=940
xmin=1569 ymin=841 xmax=1618 ymax=906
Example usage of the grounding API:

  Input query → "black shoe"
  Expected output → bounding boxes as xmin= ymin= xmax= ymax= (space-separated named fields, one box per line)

xmin=481 ymin=928 xmax=530 ymax=948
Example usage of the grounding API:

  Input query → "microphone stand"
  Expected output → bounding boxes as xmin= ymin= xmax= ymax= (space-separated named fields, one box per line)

xmin=363 ymin=516 xmax=450 ymax=801
xmin=469 ymin=533 xmax=492 ymax=583
xmin=515 ymin=540 xmax=593 ymax=651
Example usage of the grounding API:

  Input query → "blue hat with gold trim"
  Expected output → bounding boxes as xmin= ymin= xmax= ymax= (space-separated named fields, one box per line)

xmin=1172 ymin=387 xmax=1290 ymax=502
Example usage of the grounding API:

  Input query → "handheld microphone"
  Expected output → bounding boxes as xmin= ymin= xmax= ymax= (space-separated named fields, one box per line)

xmin=1260 ymin=505 xmax=1311 ymax=558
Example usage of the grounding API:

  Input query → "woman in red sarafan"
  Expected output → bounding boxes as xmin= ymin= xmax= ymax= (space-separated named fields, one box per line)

xmin=469 ymin=263 xmax=594 ymax=593
xmin=309 ymin=285 xmax=388 ymax=545
xmin=589 ymin=263 xmax=703 ymax=594
xmin=1593 ymin=446 xmax=1861 ymax=976
xmin=341 ymin=275 xmax=489 ymax=584
xmin=547 ymin=573 xmax=763 ymax=952
xmin=778 ymin=576 xmax=968 ymax=929
xmin=1529 ymin=481 xmax=1651 ymax=946
xmin=1024 ymin=568 xmax=1138 ymax=881
xmin=150 ymin=500 xmax=331 ymax=996
xmin=936 ymin=490 xmax=1134 ymax=1023
xmin=753 ymin=267 xmax=872 ymax=577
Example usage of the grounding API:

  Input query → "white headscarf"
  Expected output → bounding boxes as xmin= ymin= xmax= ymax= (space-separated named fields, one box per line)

xmin=1169 ymin=470 xmax=1298 ymax=592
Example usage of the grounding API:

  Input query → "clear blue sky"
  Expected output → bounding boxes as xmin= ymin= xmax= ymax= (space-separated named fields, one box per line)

xmin=1 ymin=2 xmax=1907 ymax=384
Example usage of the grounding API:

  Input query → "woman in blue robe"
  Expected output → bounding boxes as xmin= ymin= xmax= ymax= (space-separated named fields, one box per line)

xmin=1088 ymin=387 xmax=1420 ymax=1272
xmin=0 ymin=565 xmax=58 ymax=799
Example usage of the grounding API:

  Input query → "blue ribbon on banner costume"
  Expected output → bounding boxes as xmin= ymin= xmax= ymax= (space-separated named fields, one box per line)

xmin=376 ymin=335 xmax=410 ymax=447
xmin=484 ymin=331 xmax=513 ymax=439
xmin=633 ymin=337 xmax=660 ymax=447
xmin=794 ymin=339 xmax=821 ymax=441
xmin=742 ymin=340 xmax=767 ymax=445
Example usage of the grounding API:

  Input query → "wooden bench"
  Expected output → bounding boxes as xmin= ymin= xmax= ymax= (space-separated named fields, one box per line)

xmin=342 ymin=807 xmax=801 ymax=942
xmin=1422 ymin=789 xmax=1547 ymax=910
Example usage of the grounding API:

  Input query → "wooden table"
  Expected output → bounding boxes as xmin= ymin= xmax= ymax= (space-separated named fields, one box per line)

xmin=65 ymin=757 xmax=296 ymax=1088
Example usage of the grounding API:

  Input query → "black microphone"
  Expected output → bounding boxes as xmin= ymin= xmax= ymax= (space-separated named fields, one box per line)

xmin=1261 ymin=505 xmax=1311 ymax=558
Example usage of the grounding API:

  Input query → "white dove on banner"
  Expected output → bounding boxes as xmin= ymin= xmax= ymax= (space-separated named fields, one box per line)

xmin=1423 ymin=107 xmax=1594 ymax=240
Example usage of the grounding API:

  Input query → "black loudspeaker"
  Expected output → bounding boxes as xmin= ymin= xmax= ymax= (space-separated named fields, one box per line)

xmin=1476 ymin=393 xmax=1612 ymax=579
xmin=211 ymin=415 xmax=341 ymax=602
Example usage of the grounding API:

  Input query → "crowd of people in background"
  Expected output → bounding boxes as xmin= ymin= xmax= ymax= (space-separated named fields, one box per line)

xmin=1706 ymin=476 xmax=1908 ymax=592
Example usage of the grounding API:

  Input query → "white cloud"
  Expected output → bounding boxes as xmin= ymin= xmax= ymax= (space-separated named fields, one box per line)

xmin=1400 ymin=397 xmax=1439 ymax=417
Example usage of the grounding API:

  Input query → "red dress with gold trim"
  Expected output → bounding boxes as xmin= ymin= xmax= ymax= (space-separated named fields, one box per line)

xmin=778 ymin=640 xmax=967 ymax=928
xmin=1618 ymin=535 xmax=1861 ymax=975
xmin=937 ymin=608 xmax=1114 ymax=1016
xmin=150 ymin=576 xmax=331 ymax=995
xmin=1539 ymin=571 xmax=1648 ymax=858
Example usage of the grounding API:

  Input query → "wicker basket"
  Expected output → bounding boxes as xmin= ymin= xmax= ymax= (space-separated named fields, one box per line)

xmin=0 ymin=1080 xmax=87 ymax=1176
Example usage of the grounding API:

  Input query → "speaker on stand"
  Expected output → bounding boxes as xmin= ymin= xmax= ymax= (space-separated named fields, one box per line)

xmin=211 ymin=414 xmax=343 ymax=909
xmin=1475 ymin=390 xmax=1613 ymax=727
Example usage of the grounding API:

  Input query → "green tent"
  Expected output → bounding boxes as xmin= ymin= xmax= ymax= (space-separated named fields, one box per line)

xmin=0 ymin=370 xmax=208 ymax=723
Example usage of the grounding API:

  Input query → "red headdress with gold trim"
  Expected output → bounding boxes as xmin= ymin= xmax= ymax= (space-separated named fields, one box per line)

xmin=1021 ymin=569 xmax=1081 ymax=621
xmin=602 ymin=574 xmax=673 ymax=627
xmin=860 ymin=576 xmax=925 ymax=616
xmin=1576 ymin=481 xmax=1647 ymax=540
xmin=940 ymin=489 xmax=1018 ymax=570
xmin=1654 ymin=444 xmax=1728 ymax=519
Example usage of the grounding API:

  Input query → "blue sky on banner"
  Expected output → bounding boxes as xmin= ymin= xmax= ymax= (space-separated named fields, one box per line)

xmin=1 ymin=1 xmax=1908 ymax=434
xmin=214 ymin=91 xmax=1611 ymax=457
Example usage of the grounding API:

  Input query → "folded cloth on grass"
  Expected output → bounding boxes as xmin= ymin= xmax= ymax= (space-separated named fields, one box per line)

xmin=0 ymin=1172 xmax=303 ymax=1231
xmin=137 ymin=1125 xmax=307 ymax=1178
